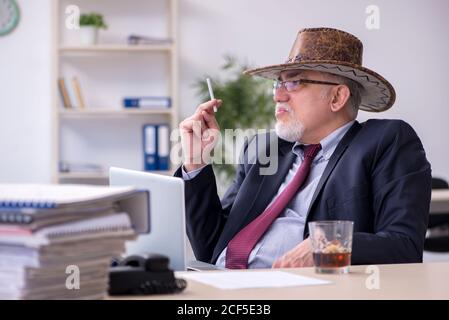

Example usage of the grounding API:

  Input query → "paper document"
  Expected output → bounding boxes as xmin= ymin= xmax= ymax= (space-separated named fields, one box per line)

xmin=179 ymin=271 xmax=331 ymax=290
xmin=0 ymin=184 xmax=136 ymax=207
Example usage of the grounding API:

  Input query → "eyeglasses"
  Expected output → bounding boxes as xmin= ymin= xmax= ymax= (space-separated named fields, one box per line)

xmin=273 ymin=78 xmax=341 ymax=94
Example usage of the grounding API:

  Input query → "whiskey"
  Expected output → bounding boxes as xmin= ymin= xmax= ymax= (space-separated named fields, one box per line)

xmin=313 ymin=252 xmax=351 ymax=268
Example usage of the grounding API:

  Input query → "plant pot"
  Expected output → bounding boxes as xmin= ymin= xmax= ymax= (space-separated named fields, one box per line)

xmin=79 ymin=26 xmax=98 ymax=46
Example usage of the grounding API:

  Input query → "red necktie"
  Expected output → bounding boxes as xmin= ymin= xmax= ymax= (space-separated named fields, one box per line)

xmin=225 ymin=143 xmax=322 ymax=269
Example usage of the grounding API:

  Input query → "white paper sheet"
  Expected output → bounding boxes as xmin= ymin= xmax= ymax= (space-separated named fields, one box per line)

xmin=179 ymin=271 xmax=331 ymax=290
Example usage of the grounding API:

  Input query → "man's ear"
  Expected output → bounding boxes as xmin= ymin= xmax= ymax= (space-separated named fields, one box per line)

xmin=330 ymin=85 xmax=351 ymax=112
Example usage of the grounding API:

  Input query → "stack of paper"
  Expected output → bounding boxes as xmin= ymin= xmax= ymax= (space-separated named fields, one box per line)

xmin=0 ymin=184 xmax=148 ymax=299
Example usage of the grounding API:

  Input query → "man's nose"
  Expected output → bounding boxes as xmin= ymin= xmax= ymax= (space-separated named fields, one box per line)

xmin=273 ymin=88 xmax=290 ymax=103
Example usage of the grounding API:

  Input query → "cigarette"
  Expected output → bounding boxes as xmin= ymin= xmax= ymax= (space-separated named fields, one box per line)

xmin=206 ymin=78 xmax=217 ymax=113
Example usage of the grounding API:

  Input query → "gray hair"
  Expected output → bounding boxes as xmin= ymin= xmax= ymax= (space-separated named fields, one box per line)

xmin=322 ymin=73 xmax=363 ymax=119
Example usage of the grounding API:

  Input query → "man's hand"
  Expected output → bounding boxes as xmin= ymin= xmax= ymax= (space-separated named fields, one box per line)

xmin=272 ymin=238 xmax=314 ymax=268
xmin=179 ymin=99 xmax=222 ymax=172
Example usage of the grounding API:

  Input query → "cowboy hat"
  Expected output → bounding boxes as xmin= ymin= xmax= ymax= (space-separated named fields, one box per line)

xmin=244 ymin=27 xmax=396 ymax=112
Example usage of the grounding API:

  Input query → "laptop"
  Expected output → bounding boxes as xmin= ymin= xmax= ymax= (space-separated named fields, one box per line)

xmin=109 ymin=167 xmax=222 ymax=271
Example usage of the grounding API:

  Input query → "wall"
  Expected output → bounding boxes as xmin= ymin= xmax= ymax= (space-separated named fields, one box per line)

xmin=178 ymin=0 xmax=449 ymax=181
xmin=1 ymin=0 xmax=448 ymax=182
xmin=0 ymin=0 xmax=53 ymax=183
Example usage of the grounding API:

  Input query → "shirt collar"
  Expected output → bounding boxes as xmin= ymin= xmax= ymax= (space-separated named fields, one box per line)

xmin=292 ymin=120 xmax=355 ymax=161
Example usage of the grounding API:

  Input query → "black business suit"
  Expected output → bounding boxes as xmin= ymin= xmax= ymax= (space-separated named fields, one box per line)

xmin=175 ymin=119 xmax=432 ymax=265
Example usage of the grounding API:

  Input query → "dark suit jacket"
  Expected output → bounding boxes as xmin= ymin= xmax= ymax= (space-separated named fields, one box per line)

xmin=175 ymin=120 xmax=432 ymax=265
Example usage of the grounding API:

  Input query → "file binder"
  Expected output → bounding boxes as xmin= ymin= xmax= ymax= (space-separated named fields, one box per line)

xmin=123 ymin=97 xmax=171 ymax=108
xmin=157 ymin=124 xmax=170 ymax=171
xmin=143 ymin=124 xmax=171 ymax=171
xmin=0 ymin=212 xmax=134 ymax=247
xmin=0 ymin=184 xmax=150 ymax=234
xmin=143 ymin=125 xmax=158 ymax=171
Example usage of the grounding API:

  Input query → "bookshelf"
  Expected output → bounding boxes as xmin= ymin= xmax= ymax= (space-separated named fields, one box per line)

xmin=52 ymin=0 xmax=179 ymax=185
xmin=59 ymin=44 xmax=173 ymax=53
xmin=59 ymin=109 xmax=173 ymax=116
xmin=58 ymin=170 xmax=173 ymax=180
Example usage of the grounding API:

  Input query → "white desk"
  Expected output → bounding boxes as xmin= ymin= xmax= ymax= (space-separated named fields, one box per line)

xmin=112 ymin=262 xmax=449 ymax=300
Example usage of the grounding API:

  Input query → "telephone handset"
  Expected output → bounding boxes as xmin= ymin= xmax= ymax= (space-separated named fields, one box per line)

xmin=108 ymin=253 xmax=187 ymax=295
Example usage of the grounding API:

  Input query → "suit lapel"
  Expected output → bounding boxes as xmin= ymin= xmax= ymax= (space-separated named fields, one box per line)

xmin=306 ymin=121 xmax=362 ymax=218
xmin=212 ymin=122 xmax=362 ymax=262
xmin=244 ymin=140 xmax=296 ymax=225
xmin=212 ymin=134 xmax=295 ymax=261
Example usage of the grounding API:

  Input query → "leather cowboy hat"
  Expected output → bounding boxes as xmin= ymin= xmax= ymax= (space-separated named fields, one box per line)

xmin=244 ymin=27 xmax=396 ymax=112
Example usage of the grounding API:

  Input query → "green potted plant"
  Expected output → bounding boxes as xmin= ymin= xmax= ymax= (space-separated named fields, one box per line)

xmin=79 ymin=12 xmax=107 ymax=45
xmin=194 ymin=55 xmax=274 ymax=189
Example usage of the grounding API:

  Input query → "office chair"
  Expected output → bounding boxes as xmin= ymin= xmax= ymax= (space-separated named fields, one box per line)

xmin=424 ymin=177 xmax=449 ymax=252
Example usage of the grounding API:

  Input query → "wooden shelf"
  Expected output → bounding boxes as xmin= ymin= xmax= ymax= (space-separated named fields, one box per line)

xmin=59 ymin=44 xmax=173 ymax=54
xmin=59 ymin=109 xmax=172 ymax=117
xmin=58 ymin=172 xmax=108 ymax=180
xmin=58 ymin=170 xmax=174 ymax=180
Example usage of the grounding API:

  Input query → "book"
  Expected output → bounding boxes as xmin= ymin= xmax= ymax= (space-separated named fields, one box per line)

xmin=71 ymin=77 xmax=86 ymax=109
xmin=127 ymin=34 xmax=173 ymax=45
xmin=57 ymin=78 xmax=71 ymax=109
xmin=58 ymin=76 xmax=86 ymax=109
xmin=65 ymin=77 xmax=79 ymax=108
xmin=0 ymin=213 xmax=134 ymax=247
xmin=0 ymin=206 xmax=117 ymax=231
xmin=0 ymin=184 xmax=150 ymax=234
xmin=123 ymin=96 xmax=171 ymax=108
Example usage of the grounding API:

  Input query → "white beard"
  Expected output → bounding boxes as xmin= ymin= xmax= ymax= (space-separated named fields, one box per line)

xmin=274 ymin=105 xmax=305 ymax=142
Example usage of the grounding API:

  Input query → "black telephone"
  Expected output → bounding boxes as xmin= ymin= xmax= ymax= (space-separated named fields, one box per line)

xmin=108 ymin=253 xmax=187 ymax=295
